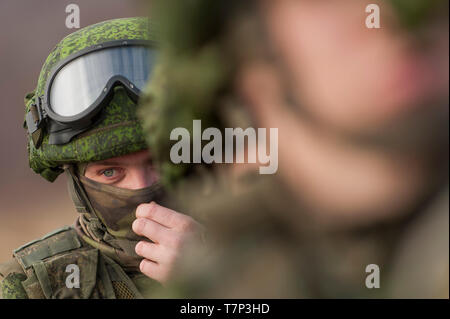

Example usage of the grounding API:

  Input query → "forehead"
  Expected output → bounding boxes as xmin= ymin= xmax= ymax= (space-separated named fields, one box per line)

xmin=87 ymin=149 xmax=151 ymax=167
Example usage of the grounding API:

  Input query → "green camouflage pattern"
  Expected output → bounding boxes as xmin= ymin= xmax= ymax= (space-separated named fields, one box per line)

xmin=139 ymin=0 xmax=449 ymax=299
xmin=34 ymin=17 xmax=155 ymax=99
xmin=28 ymin=87 xmax=148 ymax=181
xmin=151 ymin=171 xmax=449 ymax=298
xmin=138 ymin=55 xmax=228 ymax=187
xmin=0 ymin=273 xmax=28 ymax=299
xmin=0 ymin=226 xmax=157 ymax=299
xmin=137 ymin=1 xmax=231 ymax=187
xmin=389 ymin=0 xmax=449 ymax=30
xmin=25 ymin=17 xmax=156 ymax=182
xmin=138 ymin=0 xmax=448 ymax=188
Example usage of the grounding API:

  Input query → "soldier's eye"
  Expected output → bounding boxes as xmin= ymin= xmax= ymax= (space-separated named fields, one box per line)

xmin=102 ymin=169 xmax=115 ymax=178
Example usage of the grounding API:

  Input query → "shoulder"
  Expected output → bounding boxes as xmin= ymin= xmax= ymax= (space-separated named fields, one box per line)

xmin=12 ymin=225 xmax=83 ymax=271
xmin=0 ymin=259 xmax=27 ymax=299
xmin=1 ymin=225 xmax=88 ymax=299
xmin=0 ymin=258 xmax=24 ymax=279
xmin=388 ymin=187 xmax=449 ymax=298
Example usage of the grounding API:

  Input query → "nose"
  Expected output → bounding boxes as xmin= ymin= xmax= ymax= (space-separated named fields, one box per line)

xmin=128 ymin=167 xmax=155 ymax=189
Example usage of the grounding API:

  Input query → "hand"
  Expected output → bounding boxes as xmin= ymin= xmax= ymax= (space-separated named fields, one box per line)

xmin=132 ymin=201 xmax=203 ymax=284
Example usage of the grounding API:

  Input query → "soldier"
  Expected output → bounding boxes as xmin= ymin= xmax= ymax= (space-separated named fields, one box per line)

xmin=140 ymin=0 xmax=449 ymax=298
xmin=0 ymin=17 xmax=202 ymax=299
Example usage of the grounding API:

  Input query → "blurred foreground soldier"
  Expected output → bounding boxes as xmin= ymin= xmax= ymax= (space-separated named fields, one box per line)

xmin=0 ymin=17 xmax=202 ymax=299
xmin=141 ymin=0 xmax=449 ymax=298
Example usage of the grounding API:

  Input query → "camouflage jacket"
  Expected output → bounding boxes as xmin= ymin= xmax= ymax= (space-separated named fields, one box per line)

xmin=0 ymin=226 xmax=159 ymax=299
xmin=156 ymin=172 xmax=449 ymax=298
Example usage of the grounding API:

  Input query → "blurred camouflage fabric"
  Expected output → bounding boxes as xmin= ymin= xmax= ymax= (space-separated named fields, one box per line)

xmin=138 ymin=0 xmax=449 ymax=298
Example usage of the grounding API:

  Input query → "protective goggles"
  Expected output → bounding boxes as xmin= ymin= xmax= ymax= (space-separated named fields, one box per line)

xmin=26 ymin=40 xmax=156 ymax=146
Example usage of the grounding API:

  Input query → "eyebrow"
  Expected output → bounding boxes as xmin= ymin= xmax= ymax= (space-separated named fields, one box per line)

xmin=88 ymin=157 xmax=153 ymax=168
xmin=90 ymin=160 xmax=124 ymax=167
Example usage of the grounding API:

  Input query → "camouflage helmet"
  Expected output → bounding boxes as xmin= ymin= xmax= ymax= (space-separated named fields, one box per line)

xmin=24 ymin=17 xmax=157 ymax=182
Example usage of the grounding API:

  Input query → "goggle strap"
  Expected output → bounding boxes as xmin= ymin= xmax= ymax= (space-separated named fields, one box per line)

xmin=64 ymin=165 xmax=96 ymax=216
xmin=26 ymin=96 xmax=47 ymax=148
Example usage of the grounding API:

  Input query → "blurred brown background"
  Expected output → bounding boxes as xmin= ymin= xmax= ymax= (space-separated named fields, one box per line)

xmin=0 ymin=0 xmax=145 ymax=261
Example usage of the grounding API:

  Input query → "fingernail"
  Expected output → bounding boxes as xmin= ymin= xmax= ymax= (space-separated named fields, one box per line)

xmin=139 ymin=259 xmax=146 ymax=272
xmin=136 ymin=204 xmax=144 ymax=217
xmin=135 ymin=241 xmax=143 ymax=255
xmin=132 ymin=218 xmax=144 ymax=233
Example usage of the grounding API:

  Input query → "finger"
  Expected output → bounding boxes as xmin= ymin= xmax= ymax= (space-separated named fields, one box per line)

xmin=132 ymin=217 xmax=171 ymax=244
xmin=139 ymin=259 xmax=168 ymax=284
xmin=136 ymin=201 xmax=193 ymax=230
xmin=135 ymin=241 xmax=171 ymax=265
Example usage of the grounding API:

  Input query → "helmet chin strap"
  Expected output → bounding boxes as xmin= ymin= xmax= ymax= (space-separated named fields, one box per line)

xmin=64 ymin=164 xmax=106 ymax=242
xmin=64 ymin=164 xmax=92 ymax=214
